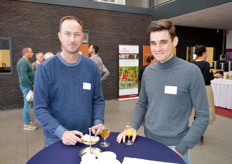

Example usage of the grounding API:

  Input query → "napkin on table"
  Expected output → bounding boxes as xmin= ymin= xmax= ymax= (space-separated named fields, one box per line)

xmin=122 ymin=157 xmax=178 ymax=164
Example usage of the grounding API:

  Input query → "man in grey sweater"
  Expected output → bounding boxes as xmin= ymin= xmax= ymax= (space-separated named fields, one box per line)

xmin=117 ymin=20 xmax=209 ymax=164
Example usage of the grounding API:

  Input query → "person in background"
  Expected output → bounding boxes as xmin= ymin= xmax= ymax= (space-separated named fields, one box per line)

xmin=2 ymin=63 xmax=6 ymax=67
xmin=44 ymin=52 xmax=55 ymax=60
xmin=17 ymin=47 xmax=37 ymax=130
xmin=32 ymin=52 xmax=44 ymax=72
xmin=88 ymin=44 xmax=109 ymax=81
xmin=0 ymin=63 xmax=7 ymax=72
xmin=117 ymin=19 xmax=209 ymax=164
xmin=34 ymin=16 xmax=105 ymax=147
xmin=139 ymin=55 xmax=157 ymax=80
xmin=88 ymin=44 xmax=103 ymax=74
xmin=101 ymin=64 xmax=110 ymax=81
xmin=192 ymin=45 xmax=222 ymax=143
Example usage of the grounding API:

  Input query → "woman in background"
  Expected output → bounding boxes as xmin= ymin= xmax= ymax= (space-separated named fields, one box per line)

xmin=192 ymin=45 xmax=222 ymax=143
xmin=139 ymin=55 xmax=156 ymax=80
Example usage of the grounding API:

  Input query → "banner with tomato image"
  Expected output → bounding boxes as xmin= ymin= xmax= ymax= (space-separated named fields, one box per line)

xmin=119 ymin=45 xmax=139 ymax=100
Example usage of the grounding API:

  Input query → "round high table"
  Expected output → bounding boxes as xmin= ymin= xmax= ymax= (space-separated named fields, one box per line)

xmin=27 ymin=132 xmax=185 ymax=164
xmin=211 ymin=78 xmax=232 ymax=109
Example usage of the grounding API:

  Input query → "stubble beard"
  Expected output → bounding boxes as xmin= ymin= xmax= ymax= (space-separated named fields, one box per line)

xmin=65 ymin=46 xmax=80 ymax=55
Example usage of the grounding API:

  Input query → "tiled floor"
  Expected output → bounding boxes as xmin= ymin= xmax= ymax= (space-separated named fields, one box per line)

xmin=0 ymin=99 xmax=232 ymax=164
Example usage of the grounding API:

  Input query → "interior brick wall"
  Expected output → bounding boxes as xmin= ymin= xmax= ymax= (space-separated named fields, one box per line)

xmin=0 ymin=0 xmax=224 ymax=110
xmin=0 ymin=0 xmax=152 ymax=109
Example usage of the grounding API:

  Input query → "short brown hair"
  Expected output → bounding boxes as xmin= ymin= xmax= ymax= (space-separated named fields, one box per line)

xmin=59 ymin=16 xmax=83 ymax=32
xmin=148 ymin=19 xmax=176 ymax=41
xmin=22 ymin=47 xmax=32 ymax=55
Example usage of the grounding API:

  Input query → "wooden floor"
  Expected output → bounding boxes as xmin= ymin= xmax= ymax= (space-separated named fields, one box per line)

xmin=0 ymin=99 xmax=232 ymax=164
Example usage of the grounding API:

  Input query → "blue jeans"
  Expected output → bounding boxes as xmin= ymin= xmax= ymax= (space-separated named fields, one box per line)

xmin=20 ymin=86 xmax=32 ymax=125
xmin=168 ymin=146 xmax=190 ymax=164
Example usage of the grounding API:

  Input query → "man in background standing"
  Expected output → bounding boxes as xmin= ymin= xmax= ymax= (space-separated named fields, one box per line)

xmin=17 ymin=47 xmax=37 ymax=130
xmin=32 ymin=52 xmax=44 ymax=72
xmin=101 ymin=64 xmax=110 ymax=81
xmin=88 ymin=44 xmax=103 ymax=74
xmin=43 ymin=52 xmax=55 ymax=60
xmin=88 ymin=44 xmax=109 ymax=81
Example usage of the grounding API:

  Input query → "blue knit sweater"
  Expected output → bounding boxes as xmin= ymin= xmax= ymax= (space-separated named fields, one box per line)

xmin=132 ymin=56 xmax=209 ymax=155
xmin=34 ymin=53 xmax=105 ymax=140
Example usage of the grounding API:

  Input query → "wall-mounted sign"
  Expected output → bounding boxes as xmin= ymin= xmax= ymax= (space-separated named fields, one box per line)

xmin=83 ymin=30 xmax=90 ymax=44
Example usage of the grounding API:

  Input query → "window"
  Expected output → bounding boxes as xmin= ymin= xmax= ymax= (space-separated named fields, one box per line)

xmin=127 ymin=0 xmax=150 ymax=8
xmin=95 ymin=0 xmax=126 ymax=5
xmin=93 ymin=0 xmax=151 ymax=8
xmin=0 ymin=38 xmax=13 ymax=75
xmin=153 ymin=0 xmax=175 ymax=8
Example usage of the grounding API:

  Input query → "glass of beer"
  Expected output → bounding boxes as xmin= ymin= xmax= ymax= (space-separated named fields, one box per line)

xmin=211 ymin=69 xmax=217 ymax=75
xmin=100 ymin=125 xmax=111 ymax=147
xmin=124 ymin=123 xmax=134 ymax=145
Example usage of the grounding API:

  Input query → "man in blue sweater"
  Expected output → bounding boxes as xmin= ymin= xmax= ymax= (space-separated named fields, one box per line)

xmin=117 ymin=20 xmax=209 ymax=163
xmin=34 ymin=16 xmax=105 ymax=147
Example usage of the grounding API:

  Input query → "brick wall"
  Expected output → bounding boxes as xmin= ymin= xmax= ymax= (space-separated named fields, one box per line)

xmin=0 ymin=0 xmax=152 ymax=109
xmin=0 ymin=0 xmax=223 ymax=110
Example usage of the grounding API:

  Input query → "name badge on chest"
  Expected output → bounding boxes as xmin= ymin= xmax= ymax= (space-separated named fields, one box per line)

xmin=164 ymin=86 xmax=177 ymax=95
xmin=83 ymin=82 xmax=91 ymax=90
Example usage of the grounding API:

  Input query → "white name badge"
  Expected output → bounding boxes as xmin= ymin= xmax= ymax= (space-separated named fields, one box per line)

xmin=164 ymin=86 xmax=177 ymax=95
xmin=83 ymin=82 xmax=91 ymax=90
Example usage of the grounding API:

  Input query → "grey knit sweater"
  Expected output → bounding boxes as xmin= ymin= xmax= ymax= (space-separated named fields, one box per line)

xmin=132 ymin=56 xmax=209 ymax=155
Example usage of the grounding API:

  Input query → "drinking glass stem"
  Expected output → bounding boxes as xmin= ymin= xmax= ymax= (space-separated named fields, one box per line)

xmin=89 ymin=128 xmax=92 ymax=153
xmin=128 ymin=136 xmax=131 ymax=143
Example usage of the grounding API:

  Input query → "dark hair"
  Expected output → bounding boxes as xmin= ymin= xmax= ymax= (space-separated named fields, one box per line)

xmin=146 ymin=55 xmax=154 ymax=64
xmin=59 ymin=16 xmax=83 ymax=32
xmin=195 ymin=45 xmax=206 ymax=57
xmin=91 ymin=44 xmax=99 ymax=53
xmin=148 ymin=19 xmax=176 ymax=41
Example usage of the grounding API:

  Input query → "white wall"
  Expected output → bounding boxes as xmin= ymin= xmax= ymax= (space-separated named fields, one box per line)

xmin=226 ymin=30 xmax=232 ymax=49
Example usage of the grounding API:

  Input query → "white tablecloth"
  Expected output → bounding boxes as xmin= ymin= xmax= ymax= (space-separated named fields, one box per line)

xmin=211 ymin=79 xmax=232 ymax=110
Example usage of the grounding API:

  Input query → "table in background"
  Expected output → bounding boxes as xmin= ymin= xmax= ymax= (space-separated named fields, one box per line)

xmin=27 ymin=132 xmax=185 ymax=164
xmin=211 ymin=78 xmax=232 ymax=110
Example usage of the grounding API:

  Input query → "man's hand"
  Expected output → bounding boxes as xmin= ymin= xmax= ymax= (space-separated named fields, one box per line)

xmin=61 ymin=130 xmax=83 ymax=145
xmin=116 ymin=128 xmax=137 ymax=144
xmin=91 ymin=124 xmax=104 ymax=136
xmin=171 ymin=148 xmax=184 ymax=158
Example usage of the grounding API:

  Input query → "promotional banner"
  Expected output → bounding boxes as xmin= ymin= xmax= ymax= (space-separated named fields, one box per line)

xmin=118 ymin=45 xmax=139 ymax=100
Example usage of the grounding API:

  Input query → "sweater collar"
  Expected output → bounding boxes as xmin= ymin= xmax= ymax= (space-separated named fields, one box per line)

xmin=57 ymin=53 xmax=81 ymax=67
xmin=156 ymin=55 xmax=178 ymax=70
